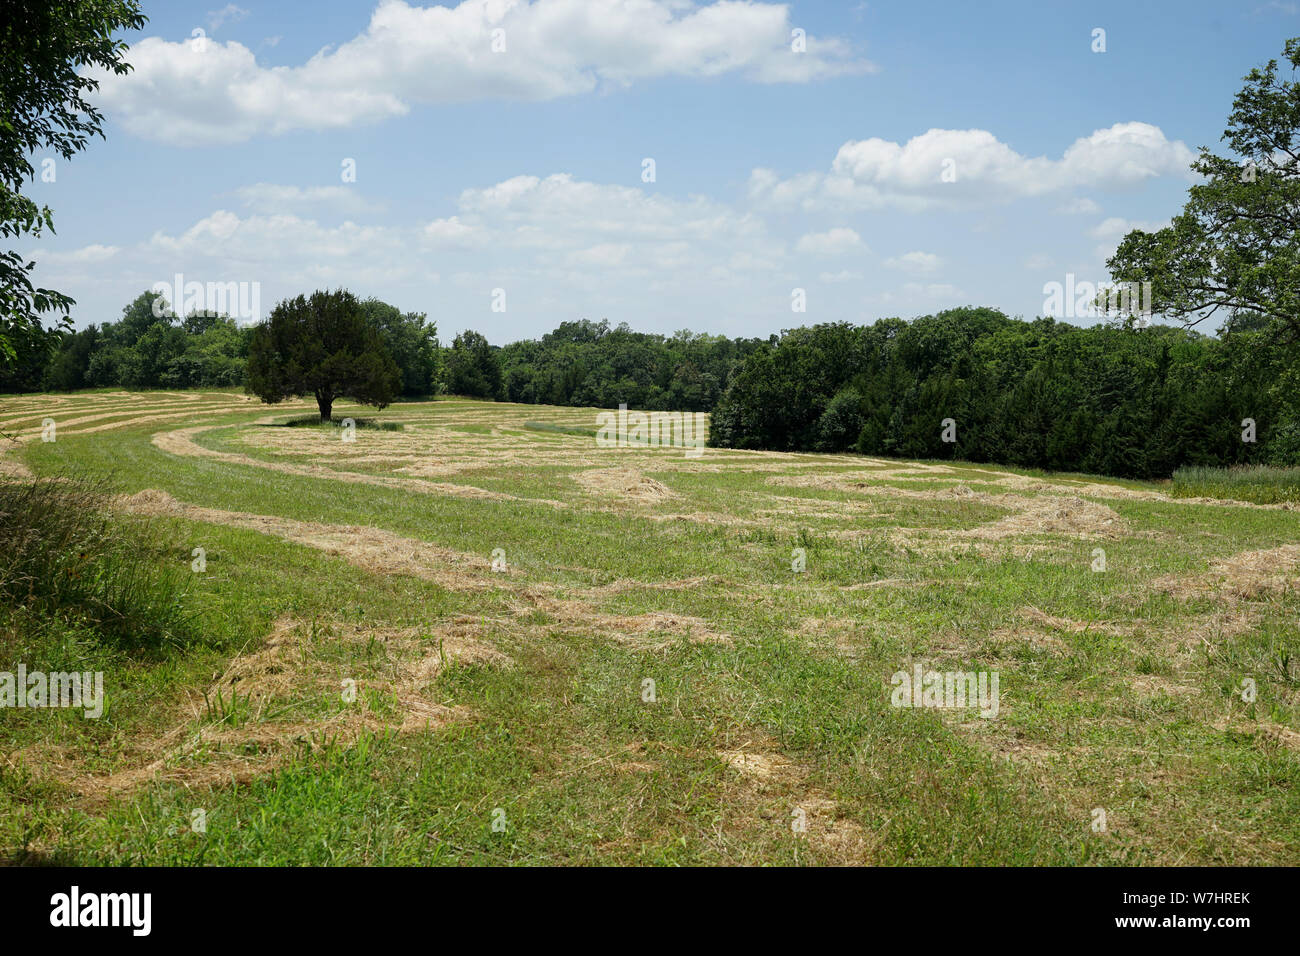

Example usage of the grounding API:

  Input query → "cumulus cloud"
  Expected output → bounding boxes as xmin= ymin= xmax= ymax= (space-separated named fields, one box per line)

xmin=234 ymin=183 xmax=384 ymax=214
xmin=795 ymin=227 xmax=865 ymax=256
xmin=452 ymin=173 xmax=781 ymax=278
xmin=749 ymin=123 xmax=1195 ymax=211
xmin=90 ymin=0 xmax=873 ymax=145
xmin=422 ymin=215 xmax=481 ymax=246
xmin=884 ymin=250 xmax=941 ymax=273
xmin=1087 ymin=216 xmax=1164 ymax=240
xmin=206 ymin=4 xmax=249 ymax=33
xmin=140 ymin=210 xmax=413 ymax=285
xmin=32 ymin=171 xmax=789 ymax=323
xmin=872 ymin=281 xmax=965 ymax=308
xmin=1088 ymin=215 xmax=1168 ymax=259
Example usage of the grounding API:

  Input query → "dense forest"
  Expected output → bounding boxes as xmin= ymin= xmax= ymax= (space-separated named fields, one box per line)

xmin=4 ymin=290 xmax=1295 ymax=481
xmin=710 ymin=307 xmax=1294 ymax=479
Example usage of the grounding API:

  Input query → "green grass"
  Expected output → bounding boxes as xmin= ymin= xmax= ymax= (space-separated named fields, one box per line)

xmin=524 ymin=420 xmax=599 ymax=437
xmin=278 ymin=415 xmax=404 ymax=431
xmin=0 ymin=475 xmax=196 ymax=652
xmin=1172 ymin=464 xmax=1300 ymax=504
xmin=1 ymin=390 xmax=1297 ymax=866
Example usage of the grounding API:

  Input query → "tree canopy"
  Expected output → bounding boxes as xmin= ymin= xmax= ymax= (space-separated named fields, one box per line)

xmin=0 ymin=0 xmax=145 ymax=366
xmin=1108 ymin=37 xmax=1300 ymax=336
xmin=708 ymin=308 xmax=1296 ymax=479
xmin=246 ymin=289 xmax=400 ymax=421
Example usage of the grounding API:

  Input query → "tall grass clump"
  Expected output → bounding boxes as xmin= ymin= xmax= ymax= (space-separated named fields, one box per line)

xmin=1171 ymin=465 xmax=1300 ymax=504
xmin=523 ymin=421 xmax=598 ymax=437
xmin=278 ymin=415 xmax=402 ymax=431
xmin=0 ymin=475 xmax=195 ymax=650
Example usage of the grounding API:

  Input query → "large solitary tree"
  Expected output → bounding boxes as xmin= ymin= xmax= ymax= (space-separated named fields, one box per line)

xmin=0 ymin=0 xmax=145 ymax=367
xmin=1108 ymin=38 xmax=1300 ymax=336
xmin=246 ymin=289 xmax=400 ymax=421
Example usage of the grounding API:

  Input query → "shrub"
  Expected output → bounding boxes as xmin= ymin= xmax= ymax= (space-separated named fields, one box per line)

xmin=0 ymin=475 xmax=195 ymax=651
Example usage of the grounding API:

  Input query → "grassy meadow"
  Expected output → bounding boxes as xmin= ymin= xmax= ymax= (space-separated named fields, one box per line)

xmin=1 ymin=389 xmax=1298 ymax=865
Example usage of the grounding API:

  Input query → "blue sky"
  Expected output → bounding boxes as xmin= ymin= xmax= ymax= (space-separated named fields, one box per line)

xmin=26 ymin=0 xmax=1300 ymax=342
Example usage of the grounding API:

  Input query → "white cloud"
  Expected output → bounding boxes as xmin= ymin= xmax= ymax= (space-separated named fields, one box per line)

xmin=422 ymin=215 xmax=480 ymax=246
xmin=795 ymin=227 xmax=865 ymax=256
xmin=1088 ymin=216 xmax=1168 ymax=260
xmin=91 ymin=0 xmax=873 ymax=145
xmin=140 ymin=210 xmax=413 ymax=286
xmin=36 ymin=172 xmax=786 ymax=324
xmin=46 ymin=244 xmax=121 ymax=265
xmin=1087 ymin=216 xmax=1164 ymax=240
xmin=903 ymin=282 xmax=962 ymax=299
xmin=207 ymin=4 xmax=250 ymax=33
xmin=884 ymin=250 xmax=941 ymax=273
xmin=234 ymin=183 xmax=384 ymax=214
xmin=453 ymin=173 xmax=780 ymax=277
xmin=872 ymin=281 xmax=965 ymax=308
xmin=819 ymin=269 xmax=862 ymax=283
xmin=750 ymin=122 xmax=1195 ymax=211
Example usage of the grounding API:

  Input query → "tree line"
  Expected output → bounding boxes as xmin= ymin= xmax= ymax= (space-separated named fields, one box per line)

xmin=709 ymin=307 xmax=1294 ymax=479
xmin=9 ymin=287 xmax=1295 ymax=480
xmin=3 ymin=295 xmax=767 ymax=417
xmin=455 ymin=319 xmax=768 ymax=411
xmin=1 ymin=289 xmax=441 ymax=398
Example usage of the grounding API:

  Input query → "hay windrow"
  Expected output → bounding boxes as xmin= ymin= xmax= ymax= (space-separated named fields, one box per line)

xmin=960 ymin=495 xmax=1125 ymax=540
xmin=153 ymin=425 xmax=523 ymax=503
xmin=21 ymin=616 xmax=509 ymax=804
xmin=1018 ymin=606 xmax=1130 ymax=635
xmin=1153 ymin=544 xmax=1300 ymax=601
xmin=574 ymin=466 xmax=675 ymax=502
xmin=118 ymin=488 xmax=498 ymax=591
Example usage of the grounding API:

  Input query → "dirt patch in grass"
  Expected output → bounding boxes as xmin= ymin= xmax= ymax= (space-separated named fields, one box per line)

xmin=575 ymin=467 xmax=675 ymax=503
xmin=118 ymin=488 xmax=498 ymax=591
xmin=0 ymin=449 xmax=32 ymax=479
xmin=715 ymin=740 xmax=873 ymax=863
xmin=601 ymin=611 xmax=731 ymax=649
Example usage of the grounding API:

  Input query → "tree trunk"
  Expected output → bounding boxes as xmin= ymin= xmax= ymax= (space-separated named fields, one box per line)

xmin=317 ymin=393 xmax=333 ymax=422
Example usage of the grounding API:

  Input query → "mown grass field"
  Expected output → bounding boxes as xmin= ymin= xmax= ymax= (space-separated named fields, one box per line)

xmin=1 ymin=389 xmax=1298 ymax=865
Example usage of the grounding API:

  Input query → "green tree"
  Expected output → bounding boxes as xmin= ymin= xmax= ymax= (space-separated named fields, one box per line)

xmin=445 ymin=330 xmax=502 ymax=399
xmin=1108 ymin=38 xmax=1300 ymax=334
xmin=246 ymin=290 xmax=400 ymax=421
xmin=360 ymin=298 xmax=440 ymax=396
xmin=0 ymin=0 xmax=145 ymax=365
